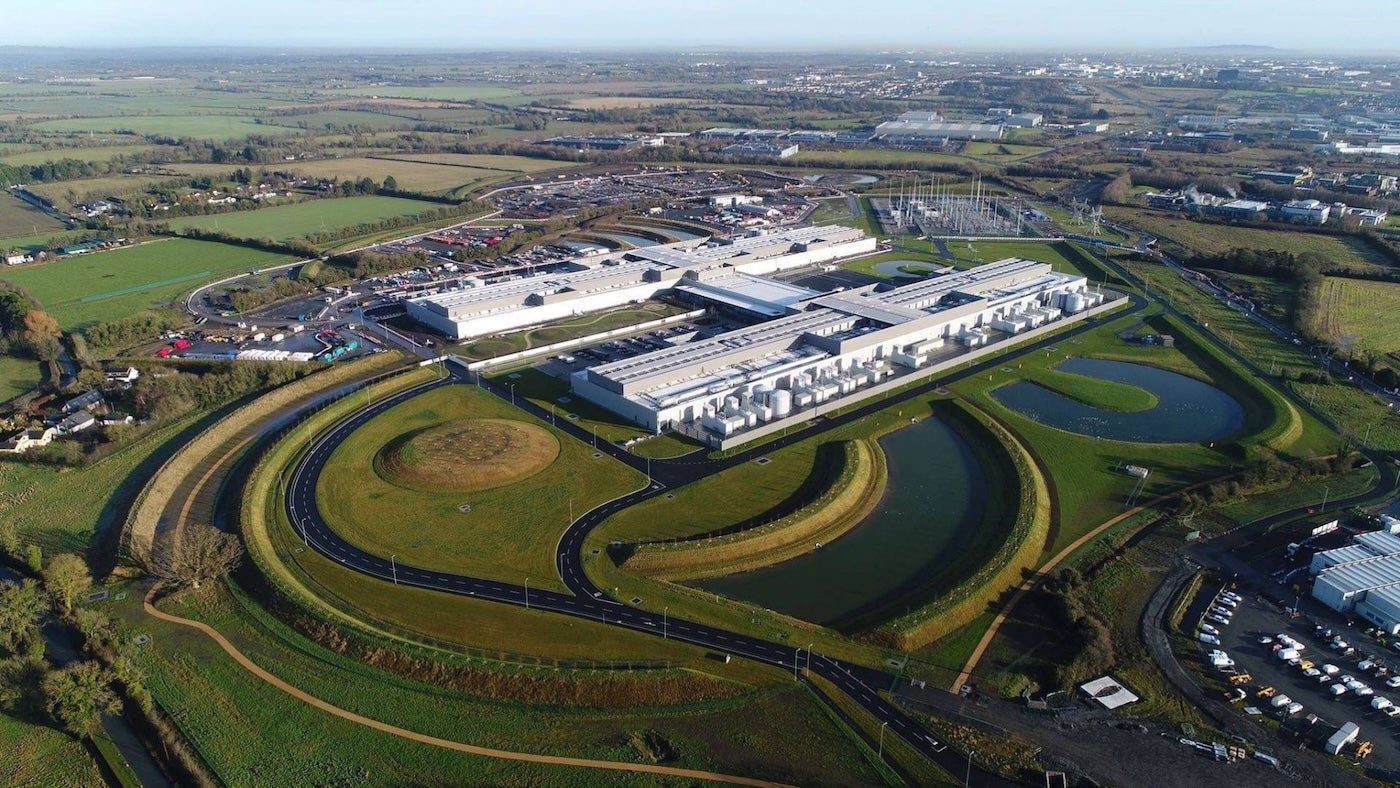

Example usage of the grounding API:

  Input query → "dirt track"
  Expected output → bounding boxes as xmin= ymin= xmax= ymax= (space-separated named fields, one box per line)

xmin=142 ymin=586 xmax=789 ymax=787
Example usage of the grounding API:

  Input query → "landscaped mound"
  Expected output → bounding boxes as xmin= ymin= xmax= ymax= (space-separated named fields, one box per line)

xmin=374 ymin=418 xmax=559 ymax=492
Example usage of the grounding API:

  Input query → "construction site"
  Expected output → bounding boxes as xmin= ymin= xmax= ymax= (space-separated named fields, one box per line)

xmin=871 ymin=177 xmax=1032 ymax=238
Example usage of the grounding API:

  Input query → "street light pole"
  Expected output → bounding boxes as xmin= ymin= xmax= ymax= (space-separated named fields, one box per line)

xmin=1321 ymin=485 xmax=1330 ymax=513
xmin=965 ymin=749 xmax=974 ymax=787
xmin=805 ymin=643 xmax=814 ymax=674
xmin=390 ymin=554 xmax=397 ymax=585
xmin=509 ymin=384 xmax=515 ymax=406
xmin=878 ymin=721 xmax=888 ymax=760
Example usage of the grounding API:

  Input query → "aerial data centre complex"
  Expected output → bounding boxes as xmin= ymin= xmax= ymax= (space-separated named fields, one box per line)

xmin=409 ymin=225 xmax=1117 ymax=447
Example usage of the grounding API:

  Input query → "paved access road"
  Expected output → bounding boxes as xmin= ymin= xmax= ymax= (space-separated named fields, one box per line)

xmin=283 ymin=293 xmax=1147 ymax=785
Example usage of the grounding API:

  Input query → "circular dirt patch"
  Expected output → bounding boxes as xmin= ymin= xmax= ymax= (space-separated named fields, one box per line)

xmin=374 ymin=418 xmax=559 ymax=493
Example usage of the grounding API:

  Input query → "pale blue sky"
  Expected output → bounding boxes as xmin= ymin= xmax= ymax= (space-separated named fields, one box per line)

xmin=12 ymin=0 xmax=1400 ymax=51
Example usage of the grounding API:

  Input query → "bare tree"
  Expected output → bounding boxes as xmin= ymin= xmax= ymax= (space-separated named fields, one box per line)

xmin=154 ymin=524 xmax=244 ymax=590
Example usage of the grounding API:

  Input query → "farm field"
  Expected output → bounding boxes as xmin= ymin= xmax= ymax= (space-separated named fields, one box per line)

xmin=1319 ymin=276 xmax=1400 ymax=355
xmin=25 ymin=174 xmax=184 ymax=207
xmin=382 ymin=152 xmax=587 ymax=173
xmin=315 ymin=384 xmax=644 ymax=592
xmin=28 ymin=115 xmax=296 ymax=139
xmin=0 ymin=356 xmax=41 ymax=403
xmin=1105 ymin=207 xmax=1391 ymax=270
xmin=330 ymin=86 xmax=523 ymax=102
xmin=262 ymin=157 xmax=502 ymax=194
xmin=0 ymin=143 xmax=170 ymax=167
xmin=169 ymin=195 xmax=447 ymax=241
xmin=259 ymin=109 xmax=419 ymax=131
xmin=566 ymin=96 xmax=698 ymax=109
xmin=0 ymin=192 xmax=67 ymax=239
xmin=0 ymin=238 xmax=299 ymax=330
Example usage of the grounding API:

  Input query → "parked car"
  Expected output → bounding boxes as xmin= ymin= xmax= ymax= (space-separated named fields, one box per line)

xmin=1323 ymin=664 xmax=1341 ymax=676
xmin=1330 ymin=683 xmax=1349 ymax=697
xmin=1356 ymin=686 xmax=1375 ymax=697
xmin=1384 ymin=675 xmax=1400 ymax=689
xmin=1258 ymin=635 xmax=1275 ymax=645
xmin=1385 ymin=706 xmax=1400 ymax=718
xmin=1304 ymin=668 xmax=1323 ymax=679
xmin=1371 ymin=696 xmax=1393 ymax=711
xmin=1200 ymin=633 xmax=1220 ymax=645
xmin=1359 ymin=659 xmax=1377 ymax=672
xmin=1270 ymin=694 xmax=1293 ymax=708
xmin=1208 ymin=614 xmax=1231 ymax=626
xmin=1200 ymin=623 xmax=1219 ymax=635
xmin=1285 ymin=702 xmax=1304 ymax=715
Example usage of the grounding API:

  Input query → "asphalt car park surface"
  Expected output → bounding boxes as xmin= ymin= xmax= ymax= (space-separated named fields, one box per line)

xmin=1195 ymin=584 xmax=1400 ymax=769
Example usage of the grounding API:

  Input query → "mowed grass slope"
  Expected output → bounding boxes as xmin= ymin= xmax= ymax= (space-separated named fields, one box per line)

xmin=316 ymin=384 xmax=644 ymax=591
xmin=1320 ymin=276 xmax=1400 ymax=355
xmin=1105 ymin=207 xmax=1390 ymax=270
xmin=0 ymin=238 xmax=298 ymax=329
xmin=0 ymin=356 xmax=41 ymax=403
xmin=169 ymin=195 xmax=447 ymax=241
xmin=0 ymin=192 xmax=67 ymax=239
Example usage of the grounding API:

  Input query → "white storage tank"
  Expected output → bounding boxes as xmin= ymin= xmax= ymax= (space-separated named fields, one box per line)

xmin=753 ymin=383 xmax=773 ymax=404
xmin=772 ymin=389 xmax=793 ymax=417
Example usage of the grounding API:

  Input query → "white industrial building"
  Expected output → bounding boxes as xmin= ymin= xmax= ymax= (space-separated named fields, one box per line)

xmin=405 ymin=226 xmax=876 ymax=340
xmin=1311 ymin=525 xmax=1400 ymax=633
xmin=572 ymin=258 xmax=1103 ymax=443
xmin=1279 ymin=199 xmax=1331 ymax=225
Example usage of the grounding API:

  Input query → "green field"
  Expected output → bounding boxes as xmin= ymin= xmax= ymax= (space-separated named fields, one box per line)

xmin=128 ymin=583 xmax=882 ymax=787
xmin=383 ymin=153 xmax=585 ymax=173
xmin=1106 ymin=207 xmax=1391 ymax=271
xmin=331 ymin=86 xmax=524 ymax=102
xmin=0 ymin=710 xmax=103 ymax=787
xmin=170 ymin=195 xmax=446 ymax=241
xmin=1320 ymin=276 xmax=1400 ymax=355
xmin=316 ymin=384 xmax=644 ymax=592
xmin=0 ymin=356 xmax=41 ymax=403
xmin=0 ymin=238 xmax=299 ymax=330
xmin=0 ymin=144 xmax=169 ymax=167
xmin=30 ymin=115 xmax=295 ymax=139
xmin=0 ymin=192 xmax=67 ymax=240
xmin=260 ymin=158 xmax=502 ymax=195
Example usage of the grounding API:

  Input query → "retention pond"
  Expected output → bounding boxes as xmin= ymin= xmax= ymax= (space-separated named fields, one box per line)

xmin=695 ymin=417 xmax=994 ymax=627
xmin=992 ymin=358 xmax=1245 ymax=443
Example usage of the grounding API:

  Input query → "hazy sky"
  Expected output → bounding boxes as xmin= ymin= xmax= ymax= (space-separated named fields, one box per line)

xmin=14 ymin=0 xmax=1400 ymax=51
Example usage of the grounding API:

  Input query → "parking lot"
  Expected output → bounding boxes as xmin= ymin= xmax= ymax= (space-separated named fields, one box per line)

xmin=1186 ymin=580 xmax=1400 ymax=768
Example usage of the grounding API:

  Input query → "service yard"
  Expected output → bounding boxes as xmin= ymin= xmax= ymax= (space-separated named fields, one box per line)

xmin=1183 ymin=579 xmax=1400 ymax=772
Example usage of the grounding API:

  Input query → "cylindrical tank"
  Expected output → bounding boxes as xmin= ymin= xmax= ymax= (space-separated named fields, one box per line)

xmin=753 ymin=383 xmax=773 ymax=404
xmin=771 ymin=389 xmax=793 ymax=417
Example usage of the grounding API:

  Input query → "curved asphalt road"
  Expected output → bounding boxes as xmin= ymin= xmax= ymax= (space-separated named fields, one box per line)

xmin=284 ymin=295 xmax=1148 ymax=786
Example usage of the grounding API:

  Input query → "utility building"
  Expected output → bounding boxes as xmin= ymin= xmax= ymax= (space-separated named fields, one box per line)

xmin=572 ymin=258 xmax=1103 ymax=444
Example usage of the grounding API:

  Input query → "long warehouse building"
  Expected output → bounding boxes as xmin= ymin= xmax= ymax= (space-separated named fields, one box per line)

xmin=1311 ymin=525 xmax=1400 ymax=634
xmin=571 ymin=257 xmax=1105 ymax=442
xmin=405 ymin=225 xmax=876 ymax=339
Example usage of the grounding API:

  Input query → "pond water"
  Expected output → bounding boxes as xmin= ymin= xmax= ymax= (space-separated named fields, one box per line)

xmin=695 ymin=417 xmax=992 ymax=627
xmin=593 ymin=232 xmax=660 ymax=248
xmin=992 ymin=358 xmax=1245 ymax=443
xmin=872 ymin=260 xmax=945 ymax=278
xmin=619 ymin=224 xmax=706 ymax=241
